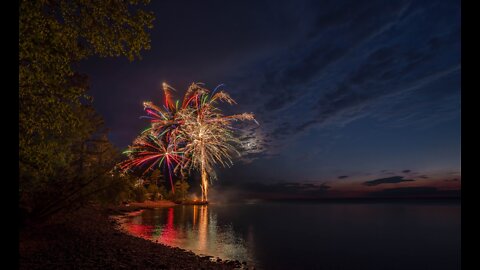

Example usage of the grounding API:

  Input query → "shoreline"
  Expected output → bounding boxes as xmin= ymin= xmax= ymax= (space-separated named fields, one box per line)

xmin=112 ymin=200 xmax=177 ymax=212
xmin=19 ymin=204 xmax=243 ymax=269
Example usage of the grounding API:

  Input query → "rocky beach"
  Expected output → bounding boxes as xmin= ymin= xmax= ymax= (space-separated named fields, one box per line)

xmin=19 ymin=203 xmax=245 ymax=269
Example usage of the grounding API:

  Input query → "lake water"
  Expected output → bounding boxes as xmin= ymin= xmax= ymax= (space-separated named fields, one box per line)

xmin=119 ymin=201 xmax=460 ymax=269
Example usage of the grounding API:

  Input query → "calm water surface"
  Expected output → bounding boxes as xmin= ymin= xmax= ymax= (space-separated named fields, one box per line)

xmin=120 ymin=201 xmax=460 ymax=270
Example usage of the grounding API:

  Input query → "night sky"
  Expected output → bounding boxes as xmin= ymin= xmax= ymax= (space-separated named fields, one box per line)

xmin=79 ymin=0 xmax=461 ymax=199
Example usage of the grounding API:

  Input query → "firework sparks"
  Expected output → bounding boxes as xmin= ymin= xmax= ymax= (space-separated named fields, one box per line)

xmin=119 ymin=134 xmax=183 ymax=193
xmin=178 ymin=84 xmax=257 ymax=201
xmin=120 ymin=82 xmax=257 ymax=201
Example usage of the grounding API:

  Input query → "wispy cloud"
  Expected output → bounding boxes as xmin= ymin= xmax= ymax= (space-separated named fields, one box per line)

xmin=226 ymin=0 xmax=460 ymax=160
xmin=363 ymin=176 xmax=415 ymax=186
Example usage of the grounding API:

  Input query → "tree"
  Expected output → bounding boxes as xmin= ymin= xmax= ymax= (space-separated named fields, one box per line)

xmin=148 ymin=168 xmax=164 ymax=186
xmin=175 ymin=180 xmax=190 ymax=201
xmin=19 ymin=0 xmax=155 ymax=222
xmin=133 ymin=185 xmax=147 ymax=203
xmin=20 ymin=0 xmax=154 ymax=145
xmin=93 ymin=172 xmax=138 ymax=206
xmin=147 ymin=183 xmax=159 ymax=201
xmin=157 ymin=185 xmax=167 ymax=200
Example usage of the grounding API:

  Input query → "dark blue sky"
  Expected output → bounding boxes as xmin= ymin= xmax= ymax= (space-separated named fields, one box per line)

xmin=79 ymin=0 xmax=461 ymax=199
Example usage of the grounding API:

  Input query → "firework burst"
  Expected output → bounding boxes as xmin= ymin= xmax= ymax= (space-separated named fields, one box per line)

xmin=120 ymin=83 xmax=186 ymax=193
xmin=178 ymin=85 xmax=257 ymax=201
xmin=120 ymin=82 xmax=257 ymax=201
xmin=119 ymin=133 xmax=183 ymax=193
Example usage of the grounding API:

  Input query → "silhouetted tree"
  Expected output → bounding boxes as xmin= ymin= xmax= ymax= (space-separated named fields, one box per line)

xmin=19 ymin=0 xmax=155 ymax=223
xmin=148 ymin=168 xmax=164 ymax=186
xmin=175 ymin=180 xmax=190 ymax=201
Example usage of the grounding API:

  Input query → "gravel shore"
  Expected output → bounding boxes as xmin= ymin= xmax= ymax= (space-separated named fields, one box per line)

xmin=19 ymin=205 xmax=241 ymax=269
